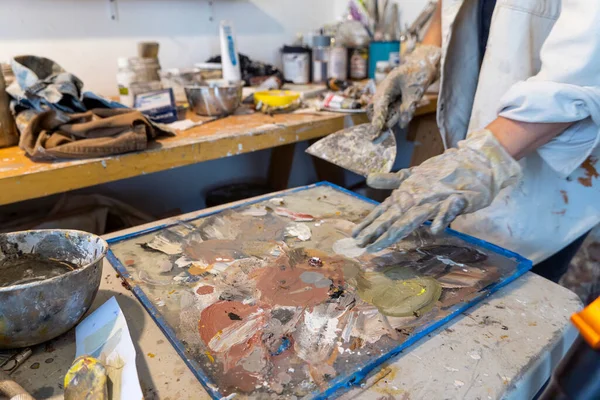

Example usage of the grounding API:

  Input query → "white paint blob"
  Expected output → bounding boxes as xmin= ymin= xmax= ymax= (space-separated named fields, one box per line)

xmin=332 ymin=237 xmax=366 ymax=258
xmin=284 ymin=223 xmax=312 ymax=241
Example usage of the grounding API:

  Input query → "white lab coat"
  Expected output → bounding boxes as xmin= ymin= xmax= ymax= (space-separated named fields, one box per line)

xmin=436 ymin=0 xmax=600 ymax=264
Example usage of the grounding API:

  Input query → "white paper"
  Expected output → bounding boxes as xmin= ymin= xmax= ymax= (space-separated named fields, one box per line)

xmin=76 ymin=296 xmax=143 ymax=400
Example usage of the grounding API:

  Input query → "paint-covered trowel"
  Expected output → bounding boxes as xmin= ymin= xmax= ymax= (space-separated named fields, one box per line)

xmin=306 ymin=123 xmax=397 ymax=177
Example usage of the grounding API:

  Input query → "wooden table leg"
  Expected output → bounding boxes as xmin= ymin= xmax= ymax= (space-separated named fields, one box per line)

xmin=267 ymin=143 xmax=296 ymax=191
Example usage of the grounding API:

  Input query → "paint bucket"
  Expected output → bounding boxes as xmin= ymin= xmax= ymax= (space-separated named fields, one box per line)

xmin=281 ymin=45 xmax=311 ymax=84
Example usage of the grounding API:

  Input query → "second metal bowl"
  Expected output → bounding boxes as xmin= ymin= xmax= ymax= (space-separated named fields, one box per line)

xmin=185 ymin=80 xmax=243 ymax=117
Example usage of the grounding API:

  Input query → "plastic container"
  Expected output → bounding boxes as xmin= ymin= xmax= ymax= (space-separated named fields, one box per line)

xmin=254 ymin=90 xmax=300 ymax=107
xmin=312 ymin=35 xmax=332 ymax=83
xmin=116 ymin=57 xmax=136 ymax=107
xmin=129 ymin=57 xmax=161 ymax=82
xmin=281 ymin=45 xmax=311 ymax=84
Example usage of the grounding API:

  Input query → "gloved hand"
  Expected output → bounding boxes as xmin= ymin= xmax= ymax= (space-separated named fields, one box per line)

xmin=353 ymin=129 xmax=523 ymax=252
xmin=368 ymin=44 xmax=441 ymax=135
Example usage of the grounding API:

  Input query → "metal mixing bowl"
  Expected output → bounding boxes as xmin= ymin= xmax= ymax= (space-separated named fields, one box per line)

xmin=0 ymin=230 xmax=107 ymax=349
xmin=185 ymin=80 xmax=243 ymax=116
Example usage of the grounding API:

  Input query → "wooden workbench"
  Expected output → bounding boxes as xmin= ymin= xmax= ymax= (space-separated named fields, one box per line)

xmin=0 ymin=95 xmax=437 ymax=207
xmin=8 ymin=188 xmax=581 ymax=400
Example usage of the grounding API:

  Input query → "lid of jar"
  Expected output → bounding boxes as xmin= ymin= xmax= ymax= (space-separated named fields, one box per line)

xmin=313 ymin=35 xmax=332 ymax=47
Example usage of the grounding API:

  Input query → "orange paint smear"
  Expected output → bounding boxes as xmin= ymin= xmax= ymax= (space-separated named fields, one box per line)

xmin=189 ymin=264 xmax=212 ymax=275
xmin=198 ymin=301 xmax=269 ymax=394
xmin=578 ymin=157 xmax=599 ymax=187
xmin=560 ymin=190 xmax=569 ymax=204
xmin=196 ymin=285 xmax=215 ymax=295
xmin=253 ymin=249 xmax=350 ymax=307
xmin=198 ymin=301 xmax=260 ymax=344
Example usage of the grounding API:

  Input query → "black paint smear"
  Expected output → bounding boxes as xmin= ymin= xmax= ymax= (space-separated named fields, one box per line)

xmin=228 ymin=312 xmax=242 ymax=321
xmin=416 ymin=245 xmax=488 ymax=264
xmin=328 ymin=284 xmax=345 ymax=299
xmin=138 ymin=243 xmax=163 ymax=253
xmin=271 ymin=308 xmax=295 ymax=325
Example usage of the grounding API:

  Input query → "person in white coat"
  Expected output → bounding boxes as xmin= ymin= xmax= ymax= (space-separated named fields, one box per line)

xmin=354 ymin=0 xmax=600 ymax=283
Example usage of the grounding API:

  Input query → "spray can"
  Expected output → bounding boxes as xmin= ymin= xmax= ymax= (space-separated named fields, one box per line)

xmin=312 ymin=35 xmax=332 ymax=83
xmin=219 ymin=20 xmax=242 ymax=82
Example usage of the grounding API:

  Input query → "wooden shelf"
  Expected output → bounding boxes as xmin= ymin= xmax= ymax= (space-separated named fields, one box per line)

xmin=0 ymin=94 xmax=436 ymax=206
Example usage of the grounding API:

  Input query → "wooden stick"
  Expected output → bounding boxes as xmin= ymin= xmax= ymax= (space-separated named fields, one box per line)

xmin=0 ymin=65 xmax=18 ymax=148
xmin=0 ymin=369 xmax=36 ymax=400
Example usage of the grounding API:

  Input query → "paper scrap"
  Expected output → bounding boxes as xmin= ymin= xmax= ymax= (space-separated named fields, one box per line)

xmin=145 ymin=234 xmax=182 ymax=255
xmin=168 ymin=118 xmax=215 ymax=131
xmin=75 ymin=297 xmax=143 ymax=400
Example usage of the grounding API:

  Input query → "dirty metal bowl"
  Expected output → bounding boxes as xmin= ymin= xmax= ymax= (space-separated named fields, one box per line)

xmin=0 ymin=230 xmax=107 ymax=349
xmin=185 ymin=80 xmax=243 ymax=116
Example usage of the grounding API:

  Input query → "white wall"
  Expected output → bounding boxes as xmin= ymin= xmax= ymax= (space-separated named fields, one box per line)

xmin=0 ymin=0 xmax=432 ymax=95
xmin=0 ymin=0 xmax=340 ymax=95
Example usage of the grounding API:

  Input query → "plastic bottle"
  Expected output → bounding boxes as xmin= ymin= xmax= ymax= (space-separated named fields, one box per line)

xmin=116 ymin=57 xmax=136 ymax=107
xmin=219 ymin=20 xmax=242 ymax=82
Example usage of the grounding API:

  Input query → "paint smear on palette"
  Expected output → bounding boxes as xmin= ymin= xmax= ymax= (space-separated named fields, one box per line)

xmin=253 ymin=250 xmax=348 ymax=307
xmin=275 ymin=207 xmax=315 ymax=222
xmin=284 ymin=223 xmax=312 ymax=241
xmin=107 ymin=184 xmax=528 ymax=398
xmin=333 ymin=237 xmax=366 ymax=258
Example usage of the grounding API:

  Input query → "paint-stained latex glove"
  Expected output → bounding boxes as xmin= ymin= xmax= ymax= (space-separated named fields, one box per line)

xmin=353 ymin=129 xmax=522 ymax=252
xmin=368 ymin=45 xmax=441 ymax=135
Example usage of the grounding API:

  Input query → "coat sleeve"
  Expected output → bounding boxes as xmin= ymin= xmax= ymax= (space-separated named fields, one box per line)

xmin=497 ymin=0 xmax=600 ymax=178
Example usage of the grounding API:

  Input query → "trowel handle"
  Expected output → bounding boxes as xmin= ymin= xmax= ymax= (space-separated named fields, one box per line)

xmin=539 ymin=296 xmax=600 ymax=400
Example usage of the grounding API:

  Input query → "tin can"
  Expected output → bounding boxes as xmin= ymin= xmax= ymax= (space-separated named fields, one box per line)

xmin=328 ymin=46 xmax=348 ymax=81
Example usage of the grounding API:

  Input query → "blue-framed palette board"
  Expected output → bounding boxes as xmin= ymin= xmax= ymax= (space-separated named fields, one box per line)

xmin=106 ymin=182 xmax=531 ymax=399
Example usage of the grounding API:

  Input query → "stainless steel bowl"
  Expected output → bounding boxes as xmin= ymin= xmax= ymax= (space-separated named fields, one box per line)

xmin=185 ymin=81 xmax=243 ymax=116
xmin=0 ymin=230 xmax=107 ymax=349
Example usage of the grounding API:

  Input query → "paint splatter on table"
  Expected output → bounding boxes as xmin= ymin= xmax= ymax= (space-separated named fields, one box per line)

xmin=107 ymin=183 xmax=530 ymax=399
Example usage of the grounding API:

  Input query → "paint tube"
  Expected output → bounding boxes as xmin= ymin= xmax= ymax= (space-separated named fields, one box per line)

xmin=219 ymin=20 xmax=242 ymax=82
xmin=323 ymin=93 xmax=361 ymax=110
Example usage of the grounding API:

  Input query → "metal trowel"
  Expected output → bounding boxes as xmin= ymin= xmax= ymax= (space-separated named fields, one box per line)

xmin=306 ymin=123 xmax=397 ymax=177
